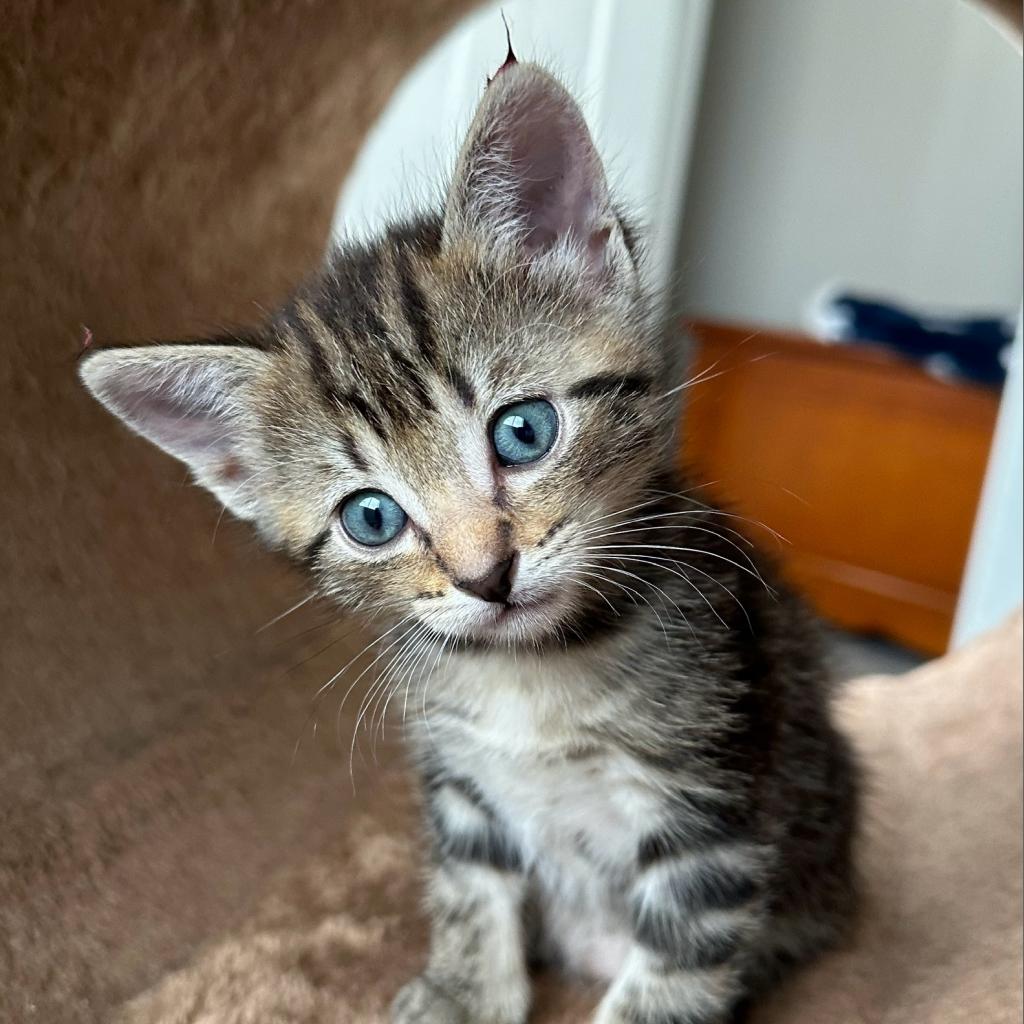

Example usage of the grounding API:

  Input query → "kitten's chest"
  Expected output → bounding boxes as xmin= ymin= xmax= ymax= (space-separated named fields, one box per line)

xmin=480 ymin=745 xmax=652 ymax=869
xmin=435 ymin=661 xmax=660 ymax=869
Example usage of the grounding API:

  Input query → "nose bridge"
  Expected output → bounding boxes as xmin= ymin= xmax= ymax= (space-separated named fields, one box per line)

xmin=429 ymin=490 xmax=507 ymax=583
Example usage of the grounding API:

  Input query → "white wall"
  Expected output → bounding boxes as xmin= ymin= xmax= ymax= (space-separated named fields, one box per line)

xmin=332 ymin=0 xmax=712 ymax=306
xmin=675 ymin=0 xmax=1023 ymax=328
xmin=954 ymin=316 xmax=1023 ymax=645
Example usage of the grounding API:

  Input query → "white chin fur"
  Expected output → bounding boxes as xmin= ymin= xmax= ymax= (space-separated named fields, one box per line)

xmin=436 ymin=586 xmax=579 ymax=646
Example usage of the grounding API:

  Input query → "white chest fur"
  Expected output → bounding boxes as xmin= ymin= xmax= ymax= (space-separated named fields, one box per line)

xmin=429 ymin=654 xmax=663 ymax=978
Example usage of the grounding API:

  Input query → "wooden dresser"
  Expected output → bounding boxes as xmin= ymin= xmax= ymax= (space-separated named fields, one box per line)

xmin=679 ymin=320 xmax=1001 ymax=655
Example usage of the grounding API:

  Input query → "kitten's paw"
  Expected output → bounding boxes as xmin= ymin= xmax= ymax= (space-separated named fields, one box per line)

xmin=391 ymin=974 xmax=527 ymax=1024
xmin=391 ymin=976 xmax=469 ymax=1024
xmin=594 ymin=995 xmax=734 ymax=1024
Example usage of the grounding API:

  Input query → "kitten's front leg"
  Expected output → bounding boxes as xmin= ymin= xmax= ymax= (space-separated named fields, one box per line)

xmin=595 ymin=836 xmax=769 ymax=1024
xmin=392 ymin=776 xmax=530 ymax=1024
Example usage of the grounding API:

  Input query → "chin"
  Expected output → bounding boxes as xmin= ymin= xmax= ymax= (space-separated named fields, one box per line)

xmin=452 ymin=588 xmax=580 ymax=648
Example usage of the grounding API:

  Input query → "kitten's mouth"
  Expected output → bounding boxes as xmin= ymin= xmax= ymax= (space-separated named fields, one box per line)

xmin=463 ymin=588 xmax=571 ymax=645
xmin=435 ymin=580 xmax=617 ymax=648
xmin=499 ymin=595 xmax=550 ymax=618
xmin=477 ymin=596 xmax=550 ymax=634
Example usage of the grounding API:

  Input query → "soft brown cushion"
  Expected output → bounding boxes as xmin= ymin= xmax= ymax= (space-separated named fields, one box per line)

xmin=106 ymin=613 xmax=1022 ymax=1024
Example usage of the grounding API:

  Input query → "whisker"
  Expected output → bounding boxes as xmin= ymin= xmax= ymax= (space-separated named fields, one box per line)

xmin=571 ymin=483 xmax=719 ymax=534
xmin=646 ymin=489 xmax=790 ymax=546
xmin=586 ymin=543 xmax=775 ymax=593
xmin=591 ymin=551 xmax=750 ymax=632
xmin=575 ymin=562 xmax=674 ymax=644
xmin=346 ymin=623 xmax=424 ymax=778
xmin=416 ymin=631 xmax=453 ymax=738
xmin=371 ymin=625 xmax=436 ymax=748
xmin=313 ymin=615 xmax=414 ymax=705
xmin=363 ymin=625 xmax=432 ymax=762
xmin=589 ymin=522 xmax=767 ymax=578
xmin=586 ymin=551 xmax=729 ymax=631
xmin=562 ymin=569 xmax=622 ymax=616
xmin=638 ymin=553 xmax=754 ymax=632
xmin=657 ymin=329 xmax=762 ymax=401
xmin=575 ymin=511 xmax=750 ymax=545
xmin=254 ymin=593 xmax=316 ymax=635
xmin=579 ymin=558 xmax=689 ymax=624
xmin=390 ymin=627 xmax=445 ymax=737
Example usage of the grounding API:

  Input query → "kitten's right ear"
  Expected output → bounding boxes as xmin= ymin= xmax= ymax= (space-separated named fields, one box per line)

xmin=443 ymin=62 xmax=635 ymax=287
xmin=79 ymin=343 xmax=272 ymax=520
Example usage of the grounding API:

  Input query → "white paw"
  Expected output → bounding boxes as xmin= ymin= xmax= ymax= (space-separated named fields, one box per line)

xmin=391 ymin=973 xmax=528 ymax=1024
xmin=391 ymin=976 xmax=469 ymax=1024
xmin=592 ymin=999 xmax=628 ymax=1024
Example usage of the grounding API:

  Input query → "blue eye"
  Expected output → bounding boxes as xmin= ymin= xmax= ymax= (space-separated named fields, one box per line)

xmin=491 ymin=399 xmax=559 ymax=466
xmin=340 ymin=490 xmax=407 ymax=547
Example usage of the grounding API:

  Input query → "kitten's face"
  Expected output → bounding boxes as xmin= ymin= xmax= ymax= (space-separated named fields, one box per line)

xmin=258 ymin=240 xmax=663 ymax=647
xmin=80 ymin=63 xmax=671 ymax=648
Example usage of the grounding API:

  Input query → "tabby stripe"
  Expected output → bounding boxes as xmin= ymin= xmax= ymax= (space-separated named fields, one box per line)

xmin=429 ymin=779 xmax=522 ymax=872
xmin=286 ymin=306 xmax=348 ymax=410
xmin=340 ymin=388 xmax=387 ymax=441
xmin=638 ymin=811 xmax=751 ymax=868
xmin=637 ymin=792 xmax=752 ymax=857
xmin=386 ymin=342 xmax=437 ymax=413
xmin=642 ymin=851 xmax=761 ymax=913
xmin=672 ymin=791 xmax=752 ymax=847
xmin=339 ymin=429 xmax=369 ymax=472
xmin=632 ymin=899 xmax=752 ymax=969
xmin=354 ymin=299 xmax=390 ymax=342
xmin=445 ymin=363 xmax=477 ymax=408
xmin=536 ymin=516 xmax=567 ymax=549
xmin=434 ymin=819 xmax=523 ymax=873
xmin=303 ymin=528 xmax=331 ymax=565
xmin=568 ymin=373 xmax=652 ymax=400
xmin=395 ymin=247 xmax=439 ymax=367
xmin=624 ymin=1002 xmax=732 ymax=1024
xmin=631 ymin=846 xmax=761 ymax=969
xmin=638 ymin=829 xmax=690 ymax=868
xmin=349 ymin=253 xmax=392 ymax=342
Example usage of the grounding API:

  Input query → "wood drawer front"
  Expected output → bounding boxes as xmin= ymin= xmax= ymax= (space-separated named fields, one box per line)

xmin=680 ymin=321 xmax=1000 ymax=655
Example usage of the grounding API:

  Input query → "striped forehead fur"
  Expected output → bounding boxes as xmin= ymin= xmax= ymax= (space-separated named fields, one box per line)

xmin=258 ymin=213 xmax=657 ymax=469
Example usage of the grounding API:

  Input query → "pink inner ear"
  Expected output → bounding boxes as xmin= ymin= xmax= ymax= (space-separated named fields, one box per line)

xmin=467 ymin=77 xmax=609 ymax=267
xmin=104 ymin=370 xmax=235 ymax=462
xmin=503 ymin=95 xmax=599 ymax=256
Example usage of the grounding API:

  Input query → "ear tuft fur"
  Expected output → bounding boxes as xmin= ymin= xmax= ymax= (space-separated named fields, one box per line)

xmin=488 ymin=12 xmax=517 ymax=82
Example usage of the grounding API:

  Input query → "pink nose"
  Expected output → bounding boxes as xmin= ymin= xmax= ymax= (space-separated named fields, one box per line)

xmin=455 ymin=553 xmax=517 ymax=604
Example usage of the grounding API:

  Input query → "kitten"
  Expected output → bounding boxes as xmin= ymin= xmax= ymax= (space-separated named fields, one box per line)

xmin=80 ymin=61 xmax=858 ymax=1024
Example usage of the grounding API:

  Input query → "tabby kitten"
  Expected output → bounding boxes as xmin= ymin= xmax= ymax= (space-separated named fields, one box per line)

xmin=80 ymin=61 xmax=857 ymax=1024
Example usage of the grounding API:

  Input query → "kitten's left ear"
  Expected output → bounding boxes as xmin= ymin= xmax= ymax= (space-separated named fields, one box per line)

xmin=443 ymin=62 xmax=635 ymax=287
xmin=79 ymin=343 xmax=272 ymax=520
